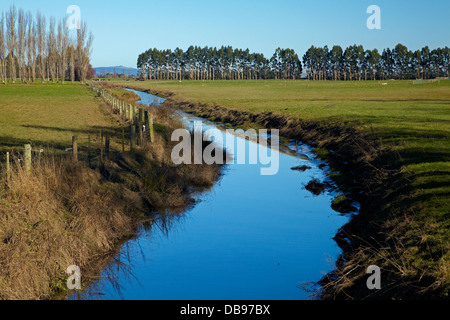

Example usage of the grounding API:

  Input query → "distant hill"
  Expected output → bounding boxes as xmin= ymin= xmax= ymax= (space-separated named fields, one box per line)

xmin=94 ymin=66 xmax=139 ymax=77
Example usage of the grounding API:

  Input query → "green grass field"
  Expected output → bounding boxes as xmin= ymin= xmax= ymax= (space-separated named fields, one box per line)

xmin=0 ymin=84 xmax=120 ymax=154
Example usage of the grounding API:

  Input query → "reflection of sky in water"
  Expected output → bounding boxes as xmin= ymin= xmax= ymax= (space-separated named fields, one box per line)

xmin=80 ymin=89 xmax=350 ymax=300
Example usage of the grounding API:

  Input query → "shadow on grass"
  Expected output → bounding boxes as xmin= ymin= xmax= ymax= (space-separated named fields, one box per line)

xmin=21 ymin=124 xmax=120 ymax=136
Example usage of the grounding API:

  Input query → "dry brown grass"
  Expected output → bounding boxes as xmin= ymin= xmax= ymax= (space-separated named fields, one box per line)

xmin=0 ymin=133 xmax=224 ymax=300
xmin=0 ymin=155 xmax=141 ymax=300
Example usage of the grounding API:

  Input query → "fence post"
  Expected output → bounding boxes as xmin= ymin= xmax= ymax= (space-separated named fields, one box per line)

xmin=138 ymin=124 xmax=143 ymax=146
xmin=148 ymin=114 xmax=154 ymax=143
xmin=24 ymin=144 xmax=32 ymax=173
xmin=139 ymin=108 xmax=144 ymax=123
xmin=130 ymin=125 xmax=136 ymax=151
xmin=6 ymin=152 xmax=10 ymax=183
xmin=72 ymin=136 xmax=78 ymax=162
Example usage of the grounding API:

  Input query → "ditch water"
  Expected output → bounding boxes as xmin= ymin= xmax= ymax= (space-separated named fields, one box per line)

xmin=76 ymin=89 xmax=351 ymax=300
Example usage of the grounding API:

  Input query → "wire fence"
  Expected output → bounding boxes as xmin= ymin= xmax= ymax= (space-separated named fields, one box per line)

xmin=1 ymin=83 xmax=155 ymax=182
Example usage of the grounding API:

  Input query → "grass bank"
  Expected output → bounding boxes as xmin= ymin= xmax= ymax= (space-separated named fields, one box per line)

xmin=111 ymin=79 xmax=450 ymax=299
xmin=0 ymin=83 xmax=223 ymax=299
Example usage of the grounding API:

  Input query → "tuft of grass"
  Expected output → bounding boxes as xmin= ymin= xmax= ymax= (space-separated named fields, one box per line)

xmin=331 ymin=194 xmax=357 ymax=214
xmin=312 ymin=148 xmax=330 ymax=160
xmin=304 ymin=178 xmax=327 ymax=196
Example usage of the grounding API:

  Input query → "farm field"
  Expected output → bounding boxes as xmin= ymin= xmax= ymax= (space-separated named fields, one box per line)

xmin=0 ymin=84 xmax=122 ymax=154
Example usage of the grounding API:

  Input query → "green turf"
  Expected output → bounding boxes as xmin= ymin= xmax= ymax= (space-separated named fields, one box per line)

xmin=0 ymin=83 xmax=120 ymax=154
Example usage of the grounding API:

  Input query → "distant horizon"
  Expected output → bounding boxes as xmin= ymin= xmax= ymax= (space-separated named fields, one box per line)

xmin=93 ymin=65 xmax=138 ymax=69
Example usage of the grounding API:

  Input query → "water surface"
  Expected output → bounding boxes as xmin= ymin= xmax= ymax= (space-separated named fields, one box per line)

xmin=79 ymin=89 xmax=350 ymax=300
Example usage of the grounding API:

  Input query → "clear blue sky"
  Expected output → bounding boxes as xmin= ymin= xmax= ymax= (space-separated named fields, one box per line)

xmin=1 ymin=0 xmax=449 ymax=68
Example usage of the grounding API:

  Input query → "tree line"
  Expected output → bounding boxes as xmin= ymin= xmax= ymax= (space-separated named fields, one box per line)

xmin=303 ymin=44 xmax=450 ymax=81
xmin=0 ymin=5 xmax=94 ymax=84
xmin=138 ymin=44 xmax=450 ymax=81
xmin=137 ymin=46 xmax=302 ymax=80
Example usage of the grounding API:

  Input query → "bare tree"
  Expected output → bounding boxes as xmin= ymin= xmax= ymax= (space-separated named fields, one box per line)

xmin=69 ymin=40 xmax=75 ymax=83
xmin=6 ymin=5 xmax=17 ymax=83
xmin=47 ymin=17 xmax=57 ymax=83
xmin=76 ymin=21 xmax=93 ymax=84
xmin=0 ymin=13 xmax=6 ymax=84
xmin=17 ymin=8 xmax=27 ymax=83
xmin=26 ymin=11 xmax=36 ymax=83
xmin=36 ymin=11 xmax=46 ymax=83
xmin=57 ymin=19 xmax=69 ymax=83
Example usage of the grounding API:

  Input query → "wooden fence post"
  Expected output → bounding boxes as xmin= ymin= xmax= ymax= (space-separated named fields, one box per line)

xmin=130 ymin=125 xmax=136 ymax=151
xmin=6 ymin=152 xmax=10 ymax=183
xmin=138 ymin=124 xmax=143 ymax=146
xmin=139 ymin=108 xmax=144 ymax=123
xmin=72 ymin=136 xmax=78 ymax=162
xmin=24 ymin=144 xmax=32 ymax=173
xmin=148 ymin=114 xmax=154 ymax=143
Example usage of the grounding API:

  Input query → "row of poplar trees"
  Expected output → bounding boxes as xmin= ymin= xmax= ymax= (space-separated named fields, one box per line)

xmin=138 ymin=44 xmax=450 ymax=81
xmin=303 ymin=44 xmax=450 ymax=81
xmin=0 ymin=5 xmax=93 ymax=84
xmin=137 ymin=46 xmax=303 ymax=81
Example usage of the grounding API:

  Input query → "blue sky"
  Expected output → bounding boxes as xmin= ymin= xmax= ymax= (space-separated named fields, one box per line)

xmin=1 ymin=0 xmax=449 ymax=68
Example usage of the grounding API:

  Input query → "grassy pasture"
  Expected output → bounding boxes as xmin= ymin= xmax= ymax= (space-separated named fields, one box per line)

xmin=0 ymin=84 xmax=120 ymax=154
